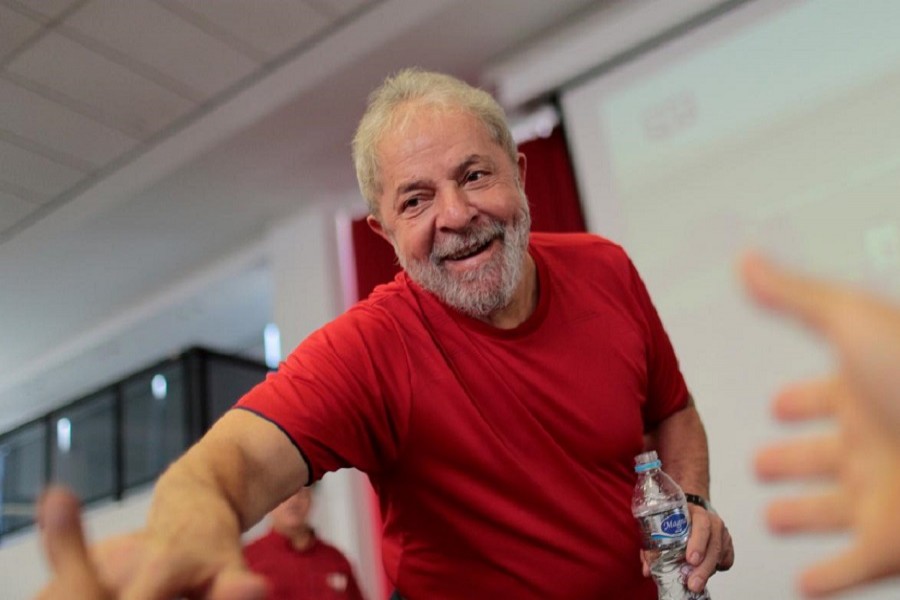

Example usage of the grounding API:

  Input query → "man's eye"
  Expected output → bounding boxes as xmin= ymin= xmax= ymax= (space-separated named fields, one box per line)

xmin=465 ymin=171 xmax=486 ymax=183
xmin=401 ymin=197 xmax=420 ymax=212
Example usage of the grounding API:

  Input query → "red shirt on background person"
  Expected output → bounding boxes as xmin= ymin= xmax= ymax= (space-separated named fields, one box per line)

xmin=244 ymin=487 xmax=365 ymax=600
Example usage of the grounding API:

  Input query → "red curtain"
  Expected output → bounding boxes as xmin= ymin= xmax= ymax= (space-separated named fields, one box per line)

xmin=519 ymin=125 xmax=586 ymax=234
xmin=351 ymin=218 xmax=402 ymax=304
xmin=350 ymin=124 xmax=586 ymax=300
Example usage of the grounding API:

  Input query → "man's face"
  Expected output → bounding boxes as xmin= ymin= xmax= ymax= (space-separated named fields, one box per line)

xmin=271 ymin=488 xmax=312 ymax=535
xmin=368 ymin=105 xmax=530 ymax=318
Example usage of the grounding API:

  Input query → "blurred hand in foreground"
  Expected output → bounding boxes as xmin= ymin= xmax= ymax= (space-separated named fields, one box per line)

xmin=742 ymin=253 xmax=900 ymax=597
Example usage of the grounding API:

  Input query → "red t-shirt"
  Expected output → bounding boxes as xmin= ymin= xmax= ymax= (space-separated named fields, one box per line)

xmin=237 ymin=232 xmax=689 ymax=599
xmin=244 ymin=530 xmax=365 ymax=600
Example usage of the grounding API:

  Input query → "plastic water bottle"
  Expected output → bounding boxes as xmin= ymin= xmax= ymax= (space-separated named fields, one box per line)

xmin=631 ymin=451 xmax=710 ymax=600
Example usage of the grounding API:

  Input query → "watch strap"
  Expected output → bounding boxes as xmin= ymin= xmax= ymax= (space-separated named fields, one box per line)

xmin=685 ymin=493 xmax=715 ymax=514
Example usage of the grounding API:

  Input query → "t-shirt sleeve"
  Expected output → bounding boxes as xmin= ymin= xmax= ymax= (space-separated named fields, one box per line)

xmin=623 ymin=255 xmax=690 ymax=429
xmin=235 ymin=304 xmax=411 ymax=482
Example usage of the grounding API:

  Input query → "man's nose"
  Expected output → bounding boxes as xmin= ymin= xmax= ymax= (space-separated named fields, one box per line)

xmin=435 ymin=186 xmax=476 ymax=231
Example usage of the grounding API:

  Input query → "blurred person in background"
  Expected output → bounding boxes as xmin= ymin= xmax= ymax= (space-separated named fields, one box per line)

xmin=243 ymin=485 xmax=364 ymax=600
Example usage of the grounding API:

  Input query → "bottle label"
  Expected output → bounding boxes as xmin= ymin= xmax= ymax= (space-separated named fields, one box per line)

xmin=660 ymin=512 xmax=688 ymax=537
xmin=638 ymin=507 xmax=690 ymax=548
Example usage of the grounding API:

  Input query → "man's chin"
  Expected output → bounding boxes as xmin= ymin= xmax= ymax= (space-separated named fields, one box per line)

xmin=405 ymin=253 xmax=517 ymax=317
xmin=435 ymin=282 xmax=510 ymax=318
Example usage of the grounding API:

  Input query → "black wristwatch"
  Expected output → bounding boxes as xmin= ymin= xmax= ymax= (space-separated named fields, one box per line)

xmin=685 ymin=493 xmax=715 ymax=514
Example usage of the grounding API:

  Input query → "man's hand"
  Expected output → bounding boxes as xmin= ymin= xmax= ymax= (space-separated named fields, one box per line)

xmin=33 ymin=410 xmax=306 ymax=599
xmin=640 ymin=504 xmax=734 ymax=593
xmin=644 ymin=400 xmax=731 ymax=593
xmin=743 ymin=252 xmax=900 ymax=597
xmin=34 ymin=486 xmax=269 ymax=600
xmin=683 ymin=504 xmax=734 ymax=593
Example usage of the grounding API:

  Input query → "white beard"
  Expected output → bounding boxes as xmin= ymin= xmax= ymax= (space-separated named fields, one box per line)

xmin=396 ymin=204 xmax=531 ymax=318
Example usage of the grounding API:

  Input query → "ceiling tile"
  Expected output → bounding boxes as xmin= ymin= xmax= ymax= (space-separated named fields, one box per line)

xmin=65 ymin=0 xmax=259 ymax=99
xmin=0 ymin=138 xmax=85 ymax=198
xmin=8 ymin=33 xmax=196 ymax=138
xmin=0 ymin=189 xmax=38 ymax=231
xmin=11 ymin=0 xmax=81 ymax=20
xmin=0 ymin=4 xmax=43 ymax=62
xmin=0 ymin=77 xmax=136 ymax=167
xmin=164 ymin=0 xmax=332 ymax=59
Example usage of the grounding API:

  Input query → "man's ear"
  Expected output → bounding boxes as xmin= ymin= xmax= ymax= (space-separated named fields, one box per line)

xmin=367 ymin=214 xmax=391 ymax=243
xmin=516 ymin=152 xmax=527 ymax=189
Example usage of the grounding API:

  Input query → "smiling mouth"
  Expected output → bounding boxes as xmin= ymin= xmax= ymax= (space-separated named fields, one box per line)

xmin=442 ymin=236 xmax=498 ymax=263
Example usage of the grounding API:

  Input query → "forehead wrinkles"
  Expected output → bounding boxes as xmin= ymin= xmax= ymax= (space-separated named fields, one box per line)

xmin=373 ymin=112 xmax=434 ymax=194
xmin=374 ymin=105 xmax=507 ymax=218
xmin=380 ymin=104 xmax=492 ymax=159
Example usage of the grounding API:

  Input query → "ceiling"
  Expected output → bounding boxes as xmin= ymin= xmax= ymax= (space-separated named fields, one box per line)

xmin=0 ymin=0 xmax=602 ymax=432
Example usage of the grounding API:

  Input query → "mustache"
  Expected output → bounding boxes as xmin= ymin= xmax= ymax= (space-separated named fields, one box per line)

xmin=430 ymin=220 xmax=506 ymax=264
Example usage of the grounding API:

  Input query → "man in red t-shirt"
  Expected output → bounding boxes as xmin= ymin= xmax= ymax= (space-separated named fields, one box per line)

xmin=244 ymin=487 xmax=364 ymax=600
xmin=37 ymin=69 xmax=734 ymax=600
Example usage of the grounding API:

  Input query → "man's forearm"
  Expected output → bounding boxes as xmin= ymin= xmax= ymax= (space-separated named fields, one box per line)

xmin=147 ymin=409 xmax=309 ymax=539
xmin=146 ymin=439 xmax=250 ymax=547
xmin=646 ymin=398 xmax=711 ymax=499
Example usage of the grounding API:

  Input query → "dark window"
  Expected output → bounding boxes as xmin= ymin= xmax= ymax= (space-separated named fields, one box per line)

xmin=0 ymin=346 xmax=269 ymax=538
xmin=50 ymin=391 xmax=116 ymax=504
xmin=206 ymin=356 xmax=268 ymax=425
xmin=0 ymin=421 xmax=46 ymax=536
xmin=122 ymin=362 xmax=187 ymax=489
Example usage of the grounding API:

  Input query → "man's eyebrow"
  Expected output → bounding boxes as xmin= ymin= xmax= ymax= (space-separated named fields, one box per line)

xmin=396 ymin=178 xmax=431 ymax=197
xmin=452 ymin=154 xmax=491 ymax=180
xmin=393 ymin=154 xmax=493 ymax=198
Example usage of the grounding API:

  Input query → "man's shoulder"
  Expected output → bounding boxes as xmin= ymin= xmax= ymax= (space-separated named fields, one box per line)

xmin=326 ymin=274 xmax=416 ymax=332
xmin=291 ymin=273 xmax=427 ymax=367
xmin=530 ymin=231 xmax=630 ymax=264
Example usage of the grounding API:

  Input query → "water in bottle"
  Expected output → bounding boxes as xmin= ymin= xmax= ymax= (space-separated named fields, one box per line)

xmin=631 ymin=451 xmax=710 ymax=600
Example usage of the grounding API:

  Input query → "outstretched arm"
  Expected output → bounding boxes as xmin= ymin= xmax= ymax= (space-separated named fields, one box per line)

xmin=37 ymin=409 xmax=306 ymax=599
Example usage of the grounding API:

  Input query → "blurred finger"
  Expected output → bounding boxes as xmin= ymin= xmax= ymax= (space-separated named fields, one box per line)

xmin=37 ymin=486 xmax=107 ymax=599
xmin=772 ymin=378 xmax=839 ymax=422
xmin=765 ymin=490 xmax=851 ymax=534
xmin=798 ymin=544 xmax=883 ymax=598
xmin=755 ymin=434 xmax=840 ymax=481
xmin=121 ymin=551 xmax=189 ymax=600
xmin=39 ymin=488 xmax=91 ymax=575
xmin=91 ymin=533 xmax=143 ymax=592
xmin=739 ymin=252 xmax=842 ymax=335
xmin=121 ymin=549 xmax=264 ymax=600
